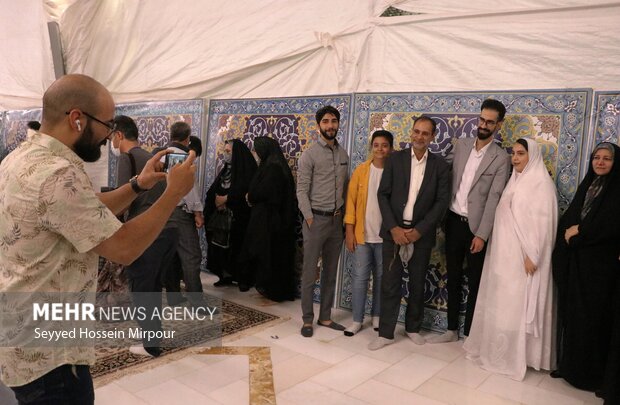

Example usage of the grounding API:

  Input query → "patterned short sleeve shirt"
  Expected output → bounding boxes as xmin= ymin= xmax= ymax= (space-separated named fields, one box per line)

xmin=0 ymin=131 xmax=122 ymax=386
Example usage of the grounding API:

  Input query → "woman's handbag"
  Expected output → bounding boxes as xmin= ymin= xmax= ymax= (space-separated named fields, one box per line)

xmin=206 ymin=208 xmax=233 ymax=248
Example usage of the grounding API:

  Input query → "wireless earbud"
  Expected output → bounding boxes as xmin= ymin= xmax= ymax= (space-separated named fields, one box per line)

xmin=75 ymin=120 xmax=82 ymax=131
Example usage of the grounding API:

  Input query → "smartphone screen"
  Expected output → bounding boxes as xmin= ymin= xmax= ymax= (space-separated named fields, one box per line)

xmin=164 ymin=152 xmax=188 ymax=173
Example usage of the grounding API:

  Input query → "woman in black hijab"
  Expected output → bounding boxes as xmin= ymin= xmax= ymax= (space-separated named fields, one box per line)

xmin=204 ymin=139 xmax=257 ymax=286
xmin=238 ymin=136 xmax=297 ymax=301
xmin=552 ymin=142 xmax=620 ymax=397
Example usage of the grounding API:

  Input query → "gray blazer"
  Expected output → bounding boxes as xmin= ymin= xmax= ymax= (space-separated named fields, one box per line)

xmin=378 ymin=148 xmax=451 ymax=250
xmin=447 ymin=137 xmax=510 ymax=241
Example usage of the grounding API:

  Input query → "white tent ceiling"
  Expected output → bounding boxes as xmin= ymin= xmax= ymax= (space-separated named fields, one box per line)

xmin=1 ymin=0 xmax=619 ymax=110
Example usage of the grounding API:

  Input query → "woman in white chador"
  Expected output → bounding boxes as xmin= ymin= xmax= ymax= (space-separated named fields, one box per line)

xmin=463 ymin=137 xmax=558 ymax=381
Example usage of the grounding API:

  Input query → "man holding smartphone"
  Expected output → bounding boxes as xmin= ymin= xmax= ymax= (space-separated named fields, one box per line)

xmin=0 ymin=74 xmax=196 ymax=404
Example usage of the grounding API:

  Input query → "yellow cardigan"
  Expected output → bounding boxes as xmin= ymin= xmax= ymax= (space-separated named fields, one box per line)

xmin=344 ymin=159 xmax=375 ymax=244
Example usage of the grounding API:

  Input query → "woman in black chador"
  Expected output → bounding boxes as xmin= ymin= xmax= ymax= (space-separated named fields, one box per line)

xmin=204 ymin=139 xmax=257 ymax=286
xmin=552 ymin=142 xmax=620 ymax=398
xmin=238 ymin=136 xmax=297 ymax=301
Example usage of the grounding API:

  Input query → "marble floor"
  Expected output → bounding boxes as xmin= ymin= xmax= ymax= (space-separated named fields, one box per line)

xmin=94 ymin=273 xmax=603 ymax=405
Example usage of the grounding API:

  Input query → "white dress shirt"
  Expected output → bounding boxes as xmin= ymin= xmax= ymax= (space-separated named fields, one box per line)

xmin=450 ymin=140 xmax=492 ymax=217
xmin=403 ymin=149 xmax=428 ymax=222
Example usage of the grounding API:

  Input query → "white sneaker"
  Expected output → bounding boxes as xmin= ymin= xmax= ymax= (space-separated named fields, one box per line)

xmin=406 ymin=332 xmax=426 ymax=345
xmin=368 ymin=337 xmax=394 ymax=351
xmin=344 ymin=322 xmax=362 ymax=337
xmin=129 ymin=345 xmax=155 ymax=357
xmin=426 ymin=330 xmax=458 ymax=344
xmin=372 ymin=316 xmax=380 ymax=331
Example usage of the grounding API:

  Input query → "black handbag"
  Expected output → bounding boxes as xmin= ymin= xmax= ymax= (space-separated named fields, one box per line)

xmin=206 ymin=208 xmax=233 ymax=248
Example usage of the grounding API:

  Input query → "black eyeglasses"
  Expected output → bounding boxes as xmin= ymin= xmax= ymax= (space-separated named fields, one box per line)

xmin=65 ymin=111 xmax=117 ymax=138
xmin=478 ymin=117 xmax=498 ymax=127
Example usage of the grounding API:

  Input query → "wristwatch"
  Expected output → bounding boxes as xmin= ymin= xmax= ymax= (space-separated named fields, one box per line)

xmin=129 ymin=175 xmax=147 ymax=193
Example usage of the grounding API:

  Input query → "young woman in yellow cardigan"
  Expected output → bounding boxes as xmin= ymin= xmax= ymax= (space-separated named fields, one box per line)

xmin=344 ymin=130 xmax=394 ymax=336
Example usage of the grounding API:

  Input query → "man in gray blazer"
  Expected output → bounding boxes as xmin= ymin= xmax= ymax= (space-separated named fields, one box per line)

xmin=369 ymin=116 xmax=450 ymax=350
xmin=428 ymin=99 xmax=511 ymax=343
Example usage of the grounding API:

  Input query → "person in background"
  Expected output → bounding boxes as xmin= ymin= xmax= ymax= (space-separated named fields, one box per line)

xmin=551 ymin=142 xmax=620 ymax=396
xmin=159 ymin=122 xmax=205 ymax=306
xmin=464 ymin=138 xmax=557 ymax=381
xmin=297 ymin=105 xmax=349 ymax=337
xmin=343 ymin=130 xmax=393 ymax=336
xmin=26 ymin=120 xmax=41 ymax=131
xmin=238 ymin=136 xmax=297 ymax=301
xmin=204 ymin=139 xmax=257 ymax=287
xmin=166 ymin=134 xmax=205 ymax=303
xmin=111 ymin=115 xmax=183 ymax=356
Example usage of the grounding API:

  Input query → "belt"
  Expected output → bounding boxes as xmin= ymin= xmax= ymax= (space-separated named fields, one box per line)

xmin=450 ymin=210 xmax=468 ymax=223
xmin=402 ymin=220 xmax=414 ymax=229
xmin=312 ymin=207 xmax=342 ymax=217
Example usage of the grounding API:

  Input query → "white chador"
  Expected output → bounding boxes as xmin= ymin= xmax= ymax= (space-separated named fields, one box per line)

xmin=463 ymin=138 xmax=558 ymax=381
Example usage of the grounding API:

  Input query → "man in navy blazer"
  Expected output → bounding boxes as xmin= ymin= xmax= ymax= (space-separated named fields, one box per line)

xmin=428 ymin=99 xmax=511 ymax=343
xmin=369 ymin=116 xmax=450 ymax=350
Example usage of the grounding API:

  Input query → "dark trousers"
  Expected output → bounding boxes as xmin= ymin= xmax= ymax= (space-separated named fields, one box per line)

xmin=378 ymin=239 xmax=432 ymax=339
xmin=445 ymin=211 xmax=487 ymax=335
xmin=10 ymin=365 xmax=93 ymax=405
xmin=126 ymin=227 xmax=178 ymax=347
xmin=168 ymin=208 xmax=204 ymax=299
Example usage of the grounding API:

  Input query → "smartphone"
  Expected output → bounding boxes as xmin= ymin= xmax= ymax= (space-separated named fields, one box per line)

xmin=163 ymin=152 xmax=189 ymax=173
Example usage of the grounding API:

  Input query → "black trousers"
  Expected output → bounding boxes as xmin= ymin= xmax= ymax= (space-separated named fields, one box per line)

xmin=10 ymin=365 xmax=93 ymax=405
xmin=445 ymin=211 xmax=487 ymax=335
xmin=378 ymin=239 xmax=432 ymax=339
xmin=126 ymin=227 xmax=178 ymax=347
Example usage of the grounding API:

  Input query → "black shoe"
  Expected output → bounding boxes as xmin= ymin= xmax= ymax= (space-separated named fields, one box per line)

xmin=238 ymin=284 xmax=251 ymax=292
xmin=214 ymin=277 xmax=234 ymax=287
xmin=167 ymin=296 xmax=187 ymax=306
xmin=550 ymin=370 xmax=562 ymax=379
xmin=301 ymin=325 xmax=313 ymax=337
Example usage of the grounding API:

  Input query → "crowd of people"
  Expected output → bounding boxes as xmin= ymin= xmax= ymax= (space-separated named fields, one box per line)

xmin=0 ymin=74 xmax=618 ymax=404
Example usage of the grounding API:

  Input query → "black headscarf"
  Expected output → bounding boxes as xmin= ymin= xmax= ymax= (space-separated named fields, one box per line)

xmin=253 ymin=137 xmax=295 ymax=188
xmin=250 ymin=136 xmax=296 ymax=227
xmin=204 ymin=139 xmax=257 ymax=217
xmin=228 ymin=139 xmax=257 ymax=200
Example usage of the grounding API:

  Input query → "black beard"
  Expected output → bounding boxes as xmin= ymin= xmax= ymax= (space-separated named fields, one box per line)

xmin=477 ymin=128 xmax=493 ymax=140
xmin=73 ymin=122 xmax=104 ymax=162
xmin=320 ymin=128 xmax=338 ymax=141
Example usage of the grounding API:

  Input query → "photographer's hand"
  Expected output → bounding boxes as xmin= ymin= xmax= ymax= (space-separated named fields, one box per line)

xmin=166 ymin=151 xmax=197 ymax=199
xmin=137 ymin=149 xmax=169 ymax=190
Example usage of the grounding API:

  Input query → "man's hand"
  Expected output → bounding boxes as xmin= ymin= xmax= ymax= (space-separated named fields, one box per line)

xmin=564 ymin=225 xmax=579 ymax=244
xmin=215 ymin=194 xmax=228 ymax=209
xmin=194 ymin=212 xmax=204 ymax=228
xmin=470 ymin=236 xmax=485 ymax=254
xmin=405 ymin=228 xmax=421 ymax=243
xmin=345 ymin=225 xmax=357 ymax=253
xmin=524 ymin=255 xmax=537 ymax=275
xmin=165 ymin=150 xmax=196 ymax=198
xmin=136 ymin=149 xmax=168 ymax=190
xmin=390 ymin=226 xmax=412 ymax=246
xmin=306 ymin=218 xmax=314 ymax=228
